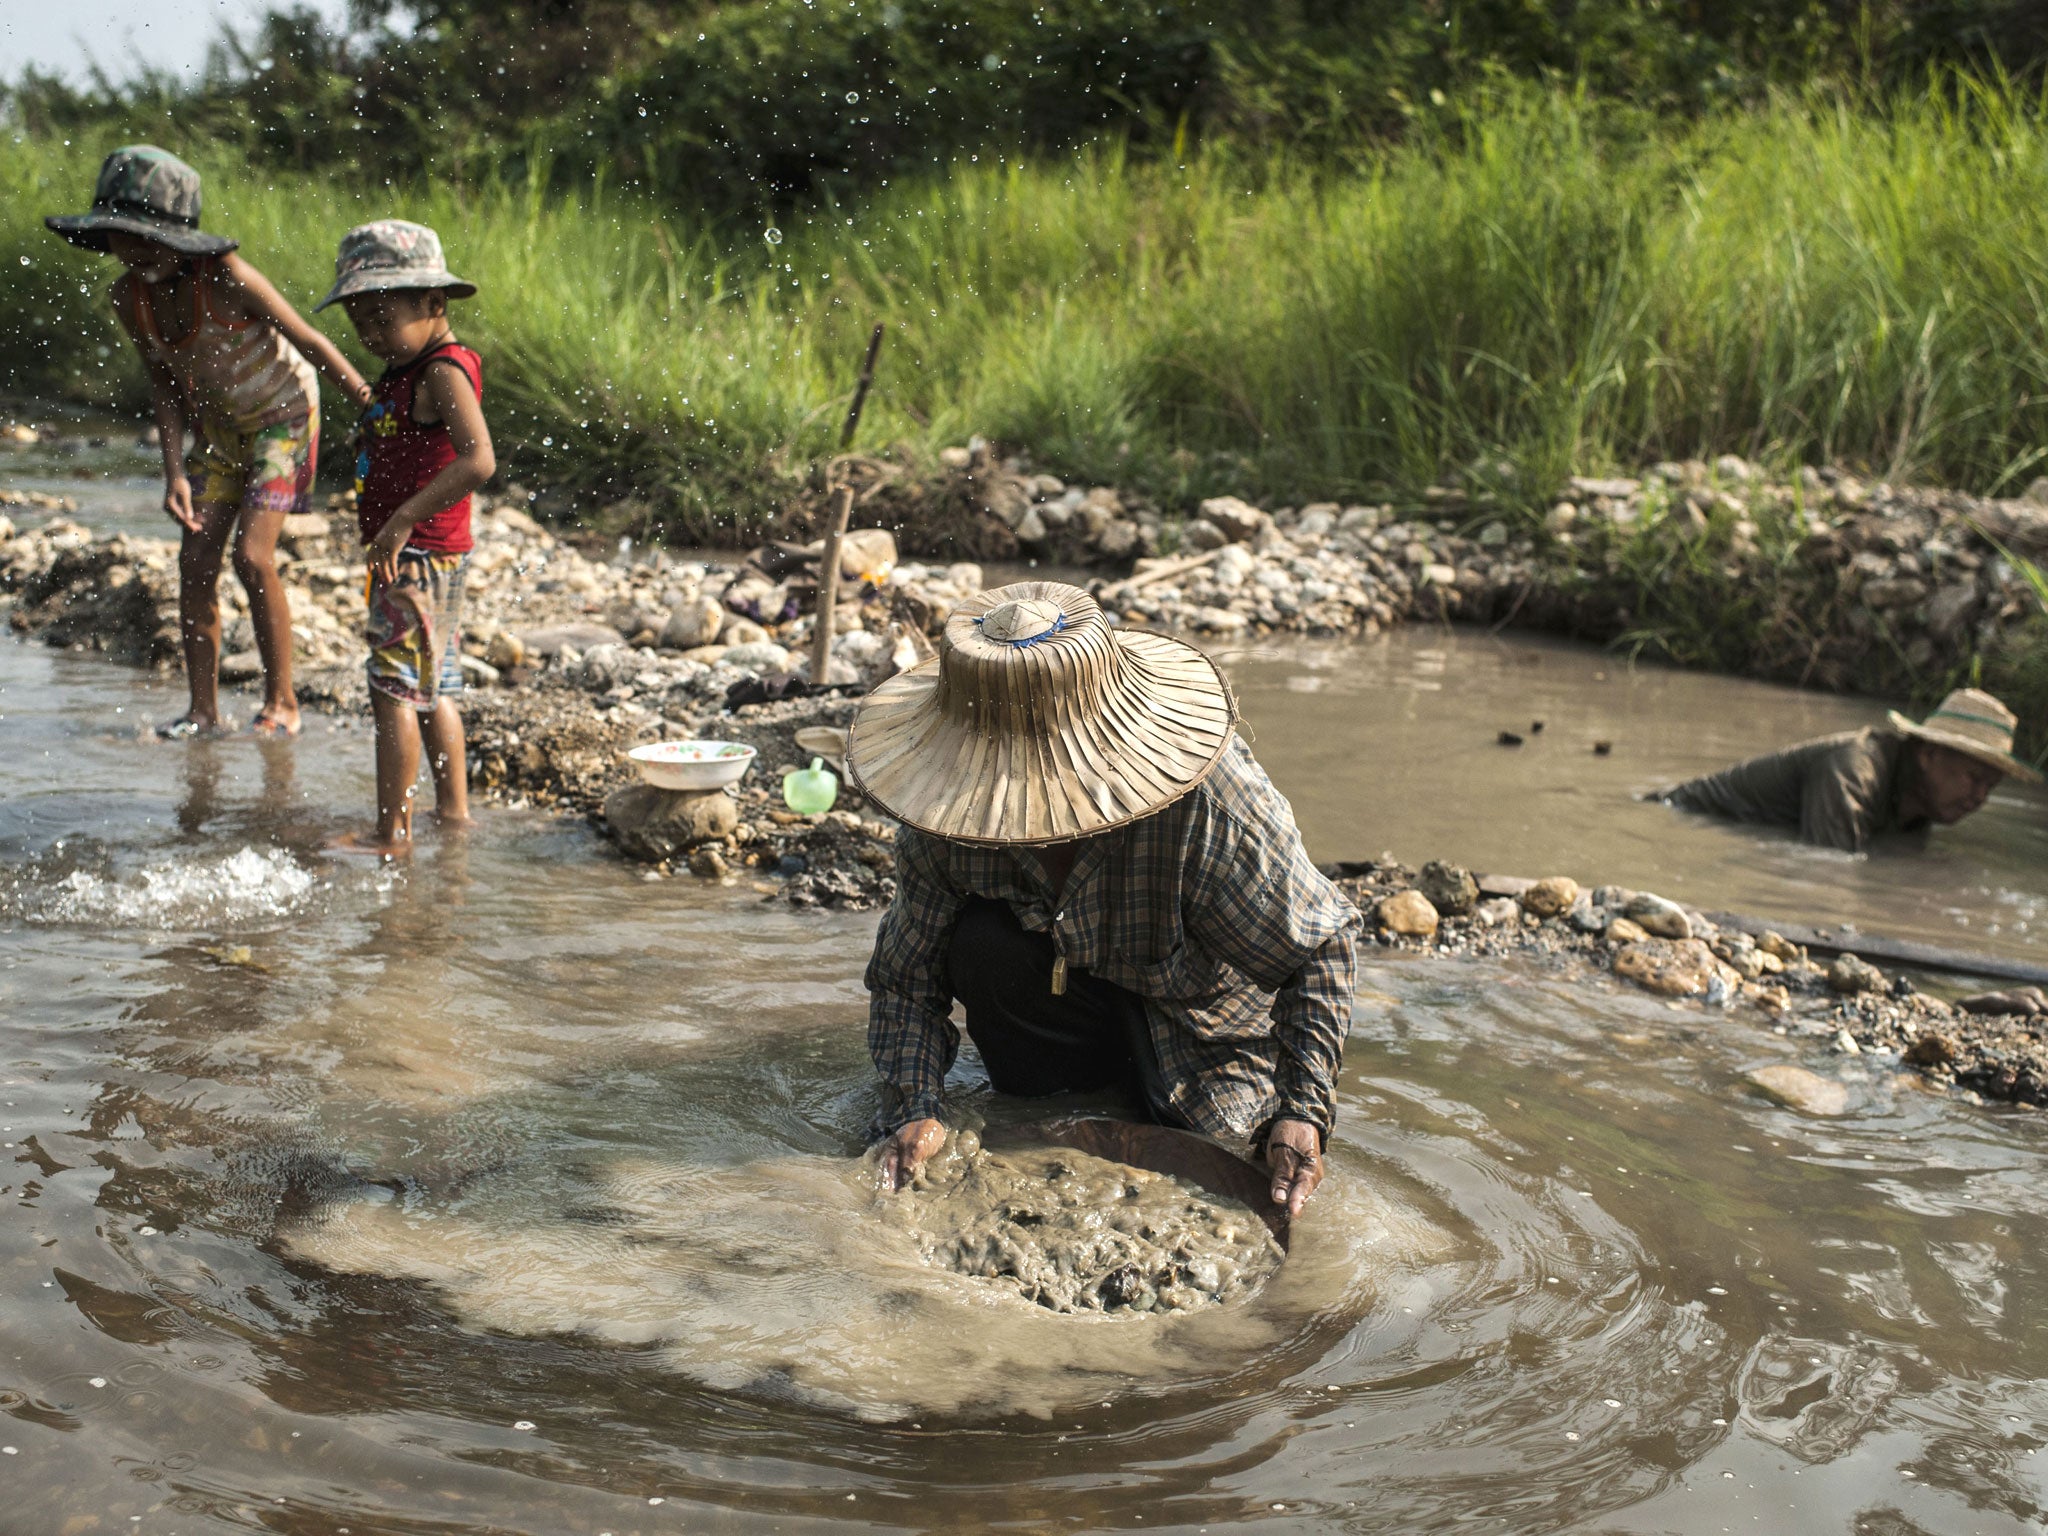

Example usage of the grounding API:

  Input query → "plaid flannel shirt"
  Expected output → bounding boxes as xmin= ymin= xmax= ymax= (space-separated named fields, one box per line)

xmin=865 ymin=735 xmax=1361 ymax=1145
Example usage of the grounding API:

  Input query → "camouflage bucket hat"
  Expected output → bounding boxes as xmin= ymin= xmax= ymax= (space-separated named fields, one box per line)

xmin=45 ymin=146 xmax=237 ymax=257
xmin=315 ymin=219 xmax=477 ymax=311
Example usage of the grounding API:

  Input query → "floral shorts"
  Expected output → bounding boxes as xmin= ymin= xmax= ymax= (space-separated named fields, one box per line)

xmin=188 ymin=411 xmax=319 ymax=516
xmin=366 ymin=549 xmax=468 ymax=710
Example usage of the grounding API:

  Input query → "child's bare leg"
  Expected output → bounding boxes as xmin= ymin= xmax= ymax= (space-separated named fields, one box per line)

xmin=420 ymin=698 xmax=471 ymax=827
xmin=173 ymin=502 xmax=238 ymax=728
xmin=371 ymin=688 xmax=423 ymax=853
xmin=231 ymin=506 xmax=301 ymax=735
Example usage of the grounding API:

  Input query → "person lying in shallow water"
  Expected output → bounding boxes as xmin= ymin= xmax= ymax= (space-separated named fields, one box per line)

xmin=844 ymin=580 xmax=1363 ymax=1217
xmin=1656 ymin=687 xmax=2040 ymax=852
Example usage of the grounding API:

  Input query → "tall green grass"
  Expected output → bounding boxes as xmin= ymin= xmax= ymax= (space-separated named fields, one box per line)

xmin=7 ymin=79 xmax=2048 ymax=535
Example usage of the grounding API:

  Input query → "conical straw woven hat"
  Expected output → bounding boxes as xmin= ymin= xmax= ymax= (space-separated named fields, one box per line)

xmin=1886 ymin=687 xmax=2041 ymax=784
xmin=846 ymin=581 xmax=1237 ymax=844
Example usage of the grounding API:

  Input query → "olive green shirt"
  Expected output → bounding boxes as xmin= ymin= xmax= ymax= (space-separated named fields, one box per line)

xmin=1661 ymin=727 xmax=1924 ymax=852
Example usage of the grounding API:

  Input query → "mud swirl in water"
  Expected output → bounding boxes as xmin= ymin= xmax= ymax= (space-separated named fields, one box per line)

xmin=280 ymin=1133 xmax=1454 ymax=1422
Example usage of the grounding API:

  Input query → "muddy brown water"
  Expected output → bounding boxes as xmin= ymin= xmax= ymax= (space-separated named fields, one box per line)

xmin=4 ymin=492 xmax=2048 ymax=1528
xmin=1224 ymin=631 xmax=2048 ymax=969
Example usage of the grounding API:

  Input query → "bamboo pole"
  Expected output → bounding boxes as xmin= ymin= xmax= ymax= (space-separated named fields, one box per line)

xmin=811 ymin=324 xmax=886 ymax=688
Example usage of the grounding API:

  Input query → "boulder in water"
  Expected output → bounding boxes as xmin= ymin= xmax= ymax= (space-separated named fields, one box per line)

xmin=1612 ymin=938 xmax=1720 ymax=997
xmin=604 ymin=784 xmax=738 ymax=862
xmin=1745 ymin=1064 xmax=1850 ymax=1116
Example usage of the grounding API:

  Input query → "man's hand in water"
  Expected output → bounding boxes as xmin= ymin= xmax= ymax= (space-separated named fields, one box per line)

xmin=1265 ymin=1118 xmax=1324 ymax=1216
xmin=877 ymin=1117 xmax=947 ymax=1190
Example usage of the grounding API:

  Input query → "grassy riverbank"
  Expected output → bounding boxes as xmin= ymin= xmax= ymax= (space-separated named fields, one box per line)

xmin=8 ymin=79 xmax=2048 ymax=527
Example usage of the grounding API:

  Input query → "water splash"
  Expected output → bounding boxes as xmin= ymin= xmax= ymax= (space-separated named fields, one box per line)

xmin=13 ymin=846 xmax=315 ymax=928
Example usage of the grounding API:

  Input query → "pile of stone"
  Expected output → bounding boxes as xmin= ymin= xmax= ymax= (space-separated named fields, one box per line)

xmin=1330 ymin=856 xmax=2048 ymax=1109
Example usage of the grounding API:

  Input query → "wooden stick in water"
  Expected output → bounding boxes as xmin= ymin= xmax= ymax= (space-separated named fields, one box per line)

xmin=812 ymin=324 xmax=886 ymax=688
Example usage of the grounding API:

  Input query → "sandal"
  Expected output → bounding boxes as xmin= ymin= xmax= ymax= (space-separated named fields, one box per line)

xmin=248 ymin=712 xmax=303 ymax=740
xmin=156 ymin=715 xmax=232 ymax=740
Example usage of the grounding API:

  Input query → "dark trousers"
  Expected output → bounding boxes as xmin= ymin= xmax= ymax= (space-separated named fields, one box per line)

xmin=948 ymin=897 xmax=1191 ymax=1129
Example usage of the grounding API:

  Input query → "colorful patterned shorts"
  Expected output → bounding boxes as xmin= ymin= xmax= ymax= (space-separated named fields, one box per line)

xmin=366 ymin=550 xmax=468 ymax=710
xmin=188 ymin=411 xmax=319 ymax=516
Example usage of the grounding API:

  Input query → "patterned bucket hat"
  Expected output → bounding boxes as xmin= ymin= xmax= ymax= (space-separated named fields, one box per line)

xmin=315 ymin=220 xmax=477 ymax=310
xmin=1887 ymin=688 xmax=2042 ymax=784
xmin=45 ymin=146 xmax=237 ymax=257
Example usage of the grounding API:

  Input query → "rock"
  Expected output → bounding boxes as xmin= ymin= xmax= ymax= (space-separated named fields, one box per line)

xmin=680 ymin=645 xmax=731 ymax=666
xmin=1832 ymin=1029 xmax=1861 ymax=1055
xmin=519 ymin=622 xmax=624 ymax=658
xmin=1568 ymin=476 xmax=1641 ymax=499
xmin=1604 ymin=916 xmax=1650 ymax=944
xmin=1624 ymin=893 xmax=1692 ymax=939
xmin=1296 ymin=507 xmax=1335 ymax=540
xmin=1756 ymin=929 xmax=1801 ymax=961
xmin=278 ymin=511 xmax=331 ymax=547
xmin=1478 ymin=874 xmax=1533 ymax=898
xmin=1014 ymin=507 xmax=1048 ymax=544
xmin=722 ymin=641 xmax=793 ymax=674
xmin=1827 ymin=954 xmax=1884 ymax=995
xmin=1612 ymin=938 xmax=1720 ymax=997
xmin=1924 ymin=582 xmax=1979 ymax=640
xmin=1474 ymin=896 xmax=1520 ymax=928
xmin=1417 ymin=860 xmax=1478 ymax=916
xmin=484 ymin=629 xmax=527 ymax=669
xmin=1377 ymin=889 xmax=1440 ymax=938
xmin=1197 ymin=496 xmax=1265 ymax=543
xmin=981 ymin=476 xmax=1034 ymax=530
xmin=662 ymin=595 xmax=725 ymax=650
xmin=1955 ymin=988 xmax=2046 ymax=1016
xmin=1519 ymin=876 xmax=1580 ymax=919
xmin=1544 ymin=502 xmax=1579 ymax=535
xmin=1179 ymin=518 xmax=1228 ymax=552
xmin=1904 ymin=1032 xmax=1958 ymax=1067
xmin=1713 ymin=454 xmax=1753 ymax=482
xmin=1096 ymin=519 xmax=1141 ymax=560
xmin=604 ymin=784 xmax=738 ymax=862
xmin=458 ymin=654 xmax=500 ymax=686
xmin=219 ymin=649 xmax=263 ymax=684
xmin=1745 ymin=1064 xmax=1850 ymax=1116
xmin=689 ymin=845 xmax=731 ymax=879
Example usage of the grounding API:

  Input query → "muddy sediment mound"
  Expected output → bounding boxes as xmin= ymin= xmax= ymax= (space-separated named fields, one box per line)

xmin=880 ymin=1130 xmax=1284 ymax=1316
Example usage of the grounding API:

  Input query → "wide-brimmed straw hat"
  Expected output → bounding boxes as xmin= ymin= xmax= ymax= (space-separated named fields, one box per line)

xmin=1887 ymin=688 xmax=2041 ymax=785
xmin=315 ymin=219 xmax=477 ymax=311
xmin=45 ymin=146 xmax=237 ymax=258
xmin=846 ymin=581 xmax=1237 ymax=845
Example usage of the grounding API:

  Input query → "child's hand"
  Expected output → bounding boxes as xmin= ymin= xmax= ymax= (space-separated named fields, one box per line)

xmin=162 ymin=477 xmax=199 ymax=533
xmin=366 ymin=523 xmax=408 ymax=586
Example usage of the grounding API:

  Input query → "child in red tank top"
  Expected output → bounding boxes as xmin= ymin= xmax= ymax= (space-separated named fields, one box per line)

xmin=317 ymin=220 xmax=496 ymax=857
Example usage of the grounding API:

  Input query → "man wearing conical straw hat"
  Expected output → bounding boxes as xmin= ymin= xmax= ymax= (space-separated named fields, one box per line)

xmin=1658 ymin=687 xmax=2040 ymax=852
xmin=848 ymin=581 xmax=1363 ymax=1215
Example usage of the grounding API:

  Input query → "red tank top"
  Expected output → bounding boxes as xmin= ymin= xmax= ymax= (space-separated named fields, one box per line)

xmin=355 ymin=340 xmax=483 ymax=554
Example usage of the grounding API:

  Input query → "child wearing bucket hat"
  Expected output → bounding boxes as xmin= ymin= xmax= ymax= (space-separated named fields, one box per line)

xmin=46 ymin=146 xmax=373 ymax=739
xmin=320 ymin=220 xmax=494 ymax=856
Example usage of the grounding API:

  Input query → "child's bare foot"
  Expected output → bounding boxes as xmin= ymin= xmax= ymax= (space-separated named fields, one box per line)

xmin=249 ymin=706 xmax=302 ymax=739
xmin=157 ymin=713 xmax=234 ymax=740
xmin=327 ymin=829 xmax=414 ymax=858
xmin=429 ymin=811 xmax=477 ymax=834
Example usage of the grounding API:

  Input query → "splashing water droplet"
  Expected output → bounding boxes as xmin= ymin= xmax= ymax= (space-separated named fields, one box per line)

xmin=764 ymin=228 xmax=784 ymax=246
xmin=845 ymin=91 xmax=860 ymax=104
